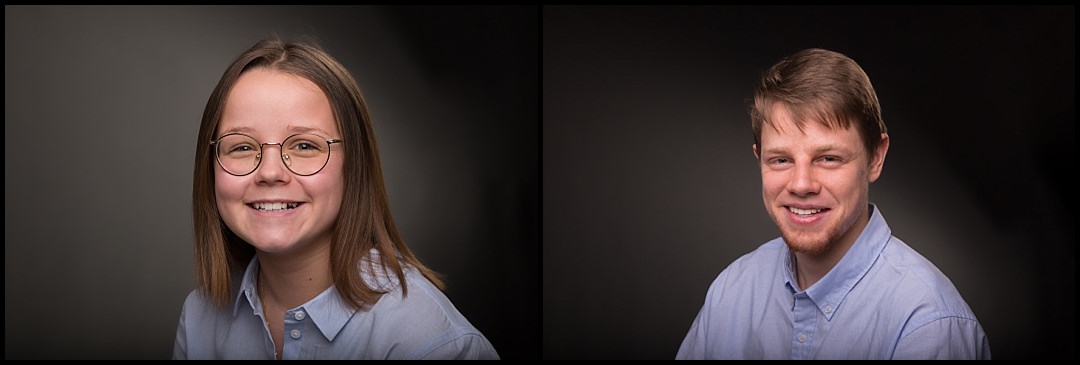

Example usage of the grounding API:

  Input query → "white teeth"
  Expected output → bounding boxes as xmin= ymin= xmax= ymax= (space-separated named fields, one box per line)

xmin=790 ymin=207 xmax=821 ymax=215
xmin=253 ymin=202 xmax=298 ymax=212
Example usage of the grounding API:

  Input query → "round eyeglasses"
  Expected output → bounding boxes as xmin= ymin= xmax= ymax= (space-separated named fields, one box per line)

xmin=211 ymin=133 xmax=342 ymax=176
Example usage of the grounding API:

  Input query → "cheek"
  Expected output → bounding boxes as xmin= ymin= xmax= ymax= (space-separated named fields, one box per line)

xmin=313 ymin=162 xmax=346 ymax=202
xmin=829 ymin=170 xmax=865 ymax=193
xmin=214 ymin=172 xmax=245 ymax=207
xmin=760 ymin=171 xmax=786 ymax=194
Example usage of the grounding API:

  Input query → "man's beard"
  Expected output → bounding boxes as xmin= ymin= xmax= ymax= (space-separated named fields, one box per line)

xmin=781 ymin=225 xmax=838 ymax=256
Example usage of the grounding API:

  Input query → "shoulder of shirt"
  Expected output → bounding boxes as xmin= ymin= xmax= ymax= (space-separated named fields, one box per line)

xmin=359 ymin=248 xmax=413 ymax=293
xmin=701 ymin=237 xmax=788 ymax=289
xmin=880 ymin=236 xmax=970 ymax=297
xmin=725 ymin=237 xmax=788 ymax=269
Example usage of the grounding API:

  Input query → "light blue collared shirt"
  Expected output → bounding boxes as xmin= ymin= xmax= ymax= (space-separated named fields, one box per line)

xmin=676 ymin=204 xmax=990 ymax=359
xmin=173 ymin=252 xmax=499 ymax=360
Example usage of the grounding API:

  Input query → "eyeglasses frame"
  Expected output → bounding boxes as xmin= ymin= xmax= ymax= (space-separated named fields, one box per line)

xmin=210 ymin=132 xmax=342 ymax=176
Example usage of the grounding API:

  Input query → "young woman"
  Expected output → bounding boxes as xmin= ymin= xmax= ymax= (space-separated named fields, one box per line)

xmin=173 ymin=37 xmax=499 ymax=360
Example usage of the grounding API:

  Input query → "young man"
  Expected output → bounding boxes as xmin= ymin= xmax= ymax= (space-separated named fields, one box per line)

xmin=676 ymin=48 xmax=990 ymax=360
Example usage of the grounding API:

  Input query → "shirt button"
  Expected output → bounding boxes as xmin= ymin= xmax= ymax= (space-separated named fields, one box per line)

xmin=290 ymin=329 xmax=301 ymax=339
xmin=798 ymin=334 xmax=807 ymax=343
xmin=294 ymin=311 xmax=306 ymax=320
xmin=824 ymin=305 xmax=833 ymax=313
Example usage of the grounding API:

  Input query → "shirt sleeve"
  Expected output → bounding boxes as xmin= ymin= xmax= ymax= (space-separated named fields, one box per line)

xmin=893 ymin=316 xmax=992 ymax=360
xmin=172 ymin=301 xmax=189 ymax=360
xmin=675 ymin=306 xmax=710 ymax=359
xmin=418 ymin=332 xmax=501 ymax=360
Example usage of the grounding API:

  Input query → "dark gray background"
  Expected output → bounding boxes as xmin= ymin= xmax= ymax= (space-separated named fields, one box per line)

xmin=544 ymin=6 xmax=1073 ymax=360
xmin=5 ymin=5 xmax=537 ymax=360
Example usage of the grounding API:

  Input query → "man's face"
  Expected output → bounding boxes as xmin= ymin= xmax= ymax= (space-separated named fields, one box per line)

xmin=753 ymin=105 xmax=887 ymax=256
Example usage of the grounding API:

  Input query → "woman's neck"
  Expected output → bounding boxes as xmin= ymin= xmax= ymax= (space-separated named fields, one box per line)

xmin=256 ymin=248 xmax=334 ymax=309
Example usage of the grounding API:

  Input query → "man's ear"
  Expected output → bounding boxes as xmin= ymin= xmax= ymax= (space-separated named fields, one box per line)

xmin=868 ymin=133 xmax=889 ymax=182
xmin=752 ymin=144 xmax=760 ymax=160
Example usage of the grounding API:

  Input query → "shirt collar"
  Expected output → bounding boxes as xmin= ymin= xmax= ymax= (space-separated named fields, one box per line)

xmin=785 ymin=203 xmax=892 ymax=320
xmin=231 ymin=256 xmax=361 ymax=342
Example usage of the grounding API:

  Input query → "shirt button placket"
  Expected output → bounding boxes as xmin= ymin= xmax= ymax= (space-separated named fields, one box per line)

xmin=281 ymin=309 xmax=306 ymax=359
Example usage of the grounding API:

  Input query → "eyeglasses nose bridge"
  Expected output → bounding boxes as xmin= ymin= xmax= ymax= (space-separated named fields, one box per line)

xmin=255 ymin=141 xmax=292 ymax=168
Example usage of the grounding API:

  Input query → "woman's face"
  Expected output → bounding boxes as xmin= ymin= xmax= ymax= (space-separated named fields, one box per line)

xmin=214 ymin=68 xmax=344 ymax=256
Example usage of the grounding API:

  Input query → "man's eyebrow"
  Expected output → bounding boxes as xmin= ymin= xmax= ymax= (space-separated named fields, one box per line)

xmin=761 ymin=144 xmax=853 ymax=155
